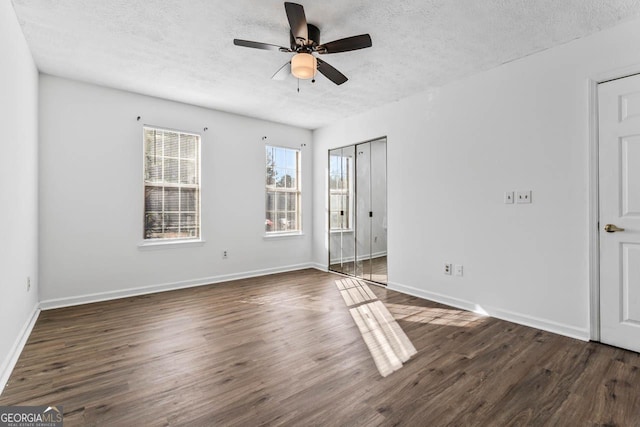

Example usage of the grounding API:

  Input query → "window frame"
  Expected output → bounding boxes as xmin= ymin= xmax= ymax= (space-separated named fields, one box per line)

xmin=265 ymin=145 xmax=302 ymax=236
xmin=142 ymin=126 xmax=202 ymax=243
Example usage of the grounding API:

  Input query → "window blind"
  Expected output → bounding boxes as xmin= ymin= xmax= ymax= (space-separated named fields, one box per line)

xmin=144 ymin=127 xmax=201 ymax=240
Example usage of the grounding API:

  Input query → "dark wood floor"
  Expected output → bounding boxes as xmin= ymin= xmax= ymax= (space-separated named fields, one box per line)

xmin=1 ymin=269 xmax=639 ymax=426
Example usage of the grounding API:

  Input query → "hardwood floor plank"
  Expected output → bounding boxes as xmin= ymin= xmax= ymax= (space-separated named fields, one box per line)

xmin=1 ymin=269 xmax=640 ymax=426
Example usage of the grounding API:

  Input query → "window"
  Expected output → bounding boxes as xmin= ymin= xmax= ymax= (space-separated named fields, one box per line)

xmin=143 ymin=127 xmax=201 ymax=240
xmin=329 ymin=153 xmax=352 ymax=230
xmin=265 ymin=146 xmax=301 ymax=234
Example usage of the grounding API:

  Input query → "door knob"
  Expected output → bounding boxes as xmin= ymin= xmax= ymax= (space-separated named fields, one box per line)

xmin=604 ymin=224 xmax=625 ymax=233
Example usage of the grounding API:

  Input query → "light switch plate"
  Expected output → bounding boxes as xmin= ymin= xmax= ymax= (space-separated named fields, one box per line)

xmin=454 ymin=265 xmax=464 ymax=276
xmin=517 ymin=190 xmax=532 ymax=204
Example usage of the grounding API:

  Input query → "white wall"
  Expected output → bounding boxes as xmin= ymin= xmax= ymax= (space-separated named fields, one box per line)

xmin=313 ymin=17 xmax=640 ymax=340
xmin=0 ymin=1 xmax=39 ymax=390
xmin=39 ymin=75 xmax=313 ymax=305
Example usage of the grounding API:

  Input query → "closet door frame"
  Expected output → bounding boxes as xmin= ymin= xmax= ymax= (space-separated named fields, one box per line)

xmin=327 ymin=136 xmax=388 ymax=285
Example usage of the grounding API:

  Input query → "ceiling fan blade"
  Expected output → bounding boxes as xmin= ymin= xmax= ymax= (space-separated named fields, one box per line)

xmin=316 ymin=34 xmax=372 ymax=54
xmin=284 ymin=2 xmax=308 ymax=44
xmin=272 ymin=62 xmax=291 ymax=81
xmin=233 ymin=39 xmax=290 ymax=52
xmin=316 ymin=58 xmax=348 ymax=85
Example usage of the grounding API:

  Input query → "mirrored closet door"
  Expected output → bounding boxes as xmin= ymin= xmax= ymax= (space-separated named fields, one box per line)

xmin=328 ymin=145 xmax=356 ymax=276
xmin=328 ymin=137 xmax=387 ymax=284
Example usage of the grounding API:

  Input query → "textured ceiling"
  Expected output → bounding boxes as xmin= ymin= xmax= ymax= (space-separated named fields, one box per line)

xmin=10 ymin=0 xmax=640 ymax=129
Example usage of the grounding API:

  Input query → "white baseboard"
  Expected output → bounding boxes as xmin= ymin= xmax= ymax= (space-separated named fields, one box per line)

xmin=482 ymin=304 xmax=590 ymax=342
xmin=311 ymin=263 xmax=328 ymax=272
xmin=0 ymin=304 xmax=40 ymax=395
xmin=388 ymin=281 xmax=590 ymax=342
xmin=40 ymin=263 xmax=315 ymax=310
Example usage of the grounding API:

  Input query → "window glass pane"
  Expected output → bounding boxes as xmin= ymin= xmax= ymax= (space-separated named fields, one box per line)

xmin=275 ymin=168 xmax=286 ymax=188
xmin=284 ymin=169 xmax=296 ymax=189
xmin=286 ymin=149 xmax=296 ymax=169
xmin=145 ymin=186 xmax=163 ymax=212
xmin=266 ymin=146 xmax=275 ymax=187
xmin=276 ymin=212 xmax=287 ymax=232
xmin=164 ymin=158 xmax=179 ymax=183
xmin=266 ymin=192 xmax=275 ymax=211
xmin=180 ymin=188 xmax=197 ymax=212
xmin=164 ymin=188 xmax=179 ymax=212
xmin=164 ymin=132 xmax=179 ymax=157
xmin=275 ymin=148 xmax=286 ymax=169
xmin=145 ymin=213 xmax=162 ymax=238
xmin=145 ymin=129 xmax=163 ymax=158
xmin=287 ymin=193 xmax=297 ymax=211
xmin=145 ymin=156 xmax=162 ymax=183
xmin=277 ymin=193 xmax=286 ymax=211
xmin=266 ymin=145 xmax=274 ymax=162
xmin=180 ymin=159 xmax=196 ymax=184
xmin=180 ymin=228 xmax=197 ymax=238
xmin=181 ymin=135 xmax=197 ymax=159
xmin=265 ymin=211 xmax=275 ymax=232
xmin=287 ymin=212 xmax=297 ymax=231
xmin=181 ymin=213 xmax=197 ymax=228
xmin=266 ymin=170 xmax=275 ymax=187
xmin=164 ymin=213 xmax=180 ymax=232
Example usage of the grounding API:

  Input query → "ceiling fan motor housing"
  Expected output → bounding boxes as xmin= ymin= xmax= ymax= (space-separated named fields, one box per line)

xmin=290 ymin=23 xmax=320 ymax=51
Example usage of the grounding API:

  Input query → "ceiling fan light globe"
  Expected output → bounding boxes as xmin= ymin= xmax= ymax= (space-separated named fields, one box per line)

xmin=291 ymin=53 xmax=317 ymax=79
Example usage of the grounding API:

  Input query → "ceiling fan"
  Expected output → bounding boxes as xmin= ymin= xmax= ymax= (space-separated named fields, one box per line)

xmin=233 ymin=2 xmax=372 ymax=86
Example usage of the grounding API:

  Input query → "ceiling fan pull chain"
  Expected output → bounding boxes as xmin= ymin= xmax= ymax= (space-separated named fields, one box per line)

xmin=297 ymin=78 xmax=300 ymax=93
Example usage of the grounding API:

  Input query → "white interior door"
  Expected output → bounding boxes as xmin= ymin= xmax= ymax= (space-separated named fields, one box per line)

xmin=598 ymin=74 xmax=640 ymax=353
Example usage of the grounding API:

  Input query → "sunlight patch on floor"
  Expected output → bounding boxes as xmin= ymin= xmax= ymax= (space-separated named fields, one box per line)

xmin=384 ymin=303 xmax=488 ymax=327
xmin=336 ymin=278 xmax=417 ymax=377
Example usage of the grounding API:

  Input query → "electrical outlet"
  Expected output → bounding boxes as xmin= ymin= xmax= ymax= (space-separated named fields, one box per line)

xmin=517 ymin=190 xmax=532 ymax=204
xmin=222 ymin=250 xmax=228 ymax=259
xmin=504 ymin=191 xmax=514 ymax=204
xmin=444 ymin=263 xmax=452 ymax=275
xmin=454 ymin=265 xmax=464 ymax=277
xmin=27 ymin=277 xmax=31 ymax=292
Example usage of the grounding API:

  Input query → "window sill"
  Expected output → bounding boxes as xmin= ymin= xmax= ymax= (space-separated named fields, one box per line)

xmin=330 ymin=229 xmax=354 ymax=234
xmin=263 ymin=232 xmax=305 ymax=240
xmin=138 ymin=239 xmax=206 ymax=250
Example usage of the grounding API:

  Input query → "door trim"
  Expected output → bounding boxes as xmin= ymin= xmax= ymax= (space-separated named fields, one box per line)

xmin=589 ymin=64 xmax=640 ymax=341
xmin=588 ymin=78 xmax=600 ymax=342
